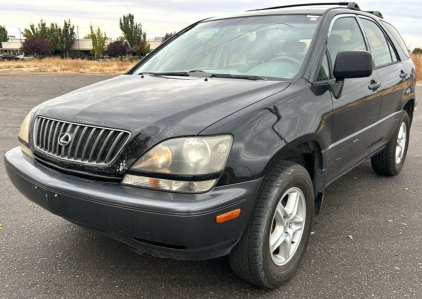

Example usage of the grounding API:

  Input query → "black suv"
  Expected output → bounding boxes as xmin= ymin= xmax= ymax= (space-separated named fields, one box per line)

xmin=5 ymin=2 xmax=417 ymax=288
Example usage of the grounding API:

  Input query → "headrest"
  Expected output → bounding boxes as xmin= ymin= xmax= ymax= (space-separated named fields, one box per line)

xmin=245 ymin=38 xmax=274 ymax=62
xmin=328 ymin=34 xmax=344 ymax=46
xmin=282 ymin=41 xmax=307 ymax=54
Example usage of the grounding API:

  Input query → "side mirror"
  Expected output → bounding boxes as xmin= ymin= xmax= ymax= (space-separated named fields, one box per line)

xmin=333 ymin=51 xmax=373 ymax=80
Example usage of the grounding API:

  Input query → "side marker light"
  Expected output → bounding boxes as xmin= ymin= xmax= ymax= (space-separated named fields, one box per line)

xmin=216 ymin=209 xmax=241 ymax=223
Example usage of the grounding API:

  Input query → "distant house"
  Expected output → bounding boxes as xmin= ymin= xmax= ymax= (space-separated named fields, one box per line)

xmin=71 ymin=38 xmax=114 ymax=57
xmin=0 ymin=38 xmax=23 ymax=55
xmin=147 ymin=37 xmax=164 ymax=51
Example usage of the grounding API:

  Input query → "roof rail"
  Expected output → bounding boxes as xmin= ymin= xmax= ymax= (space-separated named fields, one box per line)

xmin=248 ymin=2 xmax=361 ymax=12
xmin=365 ymin=11 xmax=384 ymax=18
xmin=347 ymin=2 xmax=361 ymax=10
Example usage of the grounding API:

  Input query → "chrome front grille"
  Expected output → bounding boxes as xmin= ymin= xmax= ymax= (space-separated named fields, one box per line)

xmin=33 ymin=117 xmax=130 ymax=165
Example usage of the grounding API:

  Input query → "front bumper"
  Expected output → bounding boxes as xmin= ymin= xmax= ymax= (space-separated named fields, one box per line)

xmin=5 ymin=147 xmax=261 ymax=261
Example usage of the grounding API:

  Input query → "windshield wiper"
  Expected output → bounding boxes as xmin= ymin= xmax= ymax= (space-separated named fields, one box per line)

xmin=147 ymin=70 xmax=213 ymax=78
xmin=211 ymin=73 xmax=266 ymax=81
xmin=143 ymin=71 xmax=265 ymax=81
xmin=146 ymin=72 xmax=189 ymax=77
xmin=187 ymin=70 xmax=213 ymax=78
xmin=187 ymin=71 xmax=265 ymax=80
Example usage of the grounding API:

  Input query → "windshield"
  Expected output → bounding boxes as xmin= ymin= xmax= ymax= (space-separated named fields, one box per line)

xmin=133 ymin=15 xmax=321 ymax=80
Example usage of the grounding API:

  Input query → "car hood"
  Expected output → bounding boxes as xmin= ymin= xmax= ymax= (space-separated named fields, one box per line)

xmin=36 ymin=74 xmax=290 ymax=136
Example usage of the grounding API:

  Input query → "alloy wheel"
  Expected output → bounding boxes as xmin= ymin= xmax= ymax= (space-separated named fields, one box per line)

xmin=269 ymin=187 xmax=306 ymax=266
xmin=396 ymin=122 xmax=407 ymax=164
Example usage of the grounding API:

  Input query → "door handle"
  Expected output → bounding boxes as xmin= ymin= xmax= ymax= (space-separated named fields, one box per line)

xmin=368 ymin=80 xmax=381 ymax=91
xmin=400 ymin=71 xmax=408 ymax=79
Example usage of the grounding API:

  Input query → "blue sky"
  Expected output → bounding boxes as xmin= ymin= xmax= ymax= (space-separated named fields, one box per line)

xmin=1 ymin=0 xmax=421 ymax=48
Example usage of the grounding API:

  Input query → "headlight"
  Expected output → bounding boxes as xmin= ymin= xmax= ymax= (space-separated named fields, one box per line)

xmin=122 ymin=135 xmax=233 ymax=193
xmin=18 ymin=107 xmax=38 ymax=158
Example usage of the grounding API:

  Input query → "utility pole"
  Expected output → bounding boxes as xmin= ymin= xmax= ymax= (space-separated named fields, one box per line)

xmin=19 ymin=27 xmax=22 ymax=55
xmin=77 ymin=26 xmax=80 ymax=58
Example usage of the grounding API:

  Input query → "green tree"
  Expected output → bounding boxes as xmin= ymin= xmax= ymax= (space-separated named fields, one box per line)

xmin=22 ymin=20 xmax=75 ymax=56
xmin=90 ymin=25 xmax=107 ymax=59
xmin=23 ymin=21 xmax=59 ymax=53
xmin=60 ymin=20 xmax=76 ymax=58
xmin=119 ymin=13 xmax=143 ymax=54
xmin=140 ymin=32 xmax=151 ymax=56
xmin=48 ymin=23 xmax=61 ymax=53
xmin=22 ymin=20 xmax=49 ymax=40
xmin=412 ymin=47 xmax=422 ymax=55
xmin=83 ymin=33 xmax=93 ymax=39
xmin=0 ymin=25 xmax=8 ymax=48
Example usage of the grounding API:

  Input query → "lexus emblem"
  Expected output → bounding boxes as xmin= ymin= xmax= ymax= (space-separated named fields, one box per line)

xmin=58 ymin=133 xmax=72 ymax=147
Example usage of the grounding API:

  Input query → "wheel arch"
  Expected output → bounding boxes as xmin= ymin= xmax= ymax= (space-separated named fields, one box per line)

xmin=403 ymin=98 xmax=415 ymax=125
xmin=263 ymin=134 xmax=327 ymax=215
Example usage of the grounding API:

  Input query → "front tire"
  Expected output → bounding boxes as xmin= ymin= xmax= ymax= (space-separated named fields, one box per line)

xmin=228 ymin=161 xmax=314 ymax=288
xmin=371 ymin=112 xmax=410 ymax=176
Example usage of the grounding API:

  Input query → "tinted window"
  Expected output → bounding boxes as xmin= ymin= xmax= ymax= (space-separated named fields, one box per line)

xmin=388 ymin=41 xmax=399 ymax=62
xmin=360 ymin=19 xmax=392 ymax=67
xmin=328 ymin=17 xmax=367 ymax=64
xmin=317 ymin=53 xmax=329 ymax=80
xmin=134 ymin=15 xmax=321 ymax=79
xmin=382 ymin=21 xmax=410 ymax=58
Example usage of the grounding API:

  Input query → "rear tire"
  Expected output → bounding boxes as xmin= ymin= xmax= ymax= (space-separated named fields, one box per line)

xmin=228 ymin=161 xmax=314 ymax=288
xmin=371 ymin=112 xmax=410 ymax=176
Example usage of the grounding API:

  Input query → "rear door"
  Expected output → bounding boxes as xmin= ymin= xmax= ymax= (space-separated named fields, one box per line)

xmin=358 ymin=17 xmax=409 ymax=152
xmin=380 ymin=20 xmax=415 ymax=86
xmin=326 ymin=15 xmax=383 ymax=183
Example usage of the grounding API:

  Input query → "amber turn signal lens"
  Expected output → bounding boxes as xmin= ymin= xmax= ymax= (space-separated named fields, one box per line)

xmin=216 ymin=209 xmax=241 ymax=223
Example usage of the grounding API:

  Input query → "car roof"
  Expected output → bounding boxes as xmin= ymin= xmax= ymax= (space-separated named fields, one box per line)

xmin=211 ymin=6 xmax=331 ymax=21
xmin=207 ymin=3 xmax=383 ymax=22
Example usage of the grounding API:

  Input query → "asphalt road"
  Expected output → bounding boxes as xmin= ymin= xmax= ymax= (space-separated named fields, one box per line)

xmin=0 ymin=73 xmax=421 ymax=299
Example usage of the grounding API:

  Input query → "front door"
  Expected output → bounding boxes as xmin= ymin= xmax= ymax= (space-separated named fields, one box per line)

xmin=326 ymin=16 xmax=382 ymax=183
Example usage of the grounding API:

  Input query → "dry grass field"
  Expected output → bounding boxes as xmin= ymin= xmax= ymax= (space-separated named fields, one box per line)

xmin=0 ymin=57 xmax=137 ymax=75
xmin=411 ymin=54 xmax=422 ymax=81
xmin=0 ymin=55 xmax=421 ymax=79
